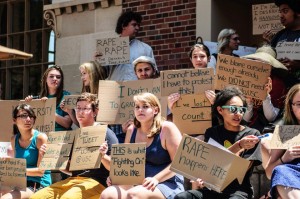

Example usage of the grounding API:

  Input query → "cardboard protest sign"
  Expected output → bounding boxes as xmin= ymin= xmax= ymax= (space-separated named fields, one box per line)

xmin=0 ymin=158 xmax=26 ymax=191
xmin=63 ymin=95 xmax=80 ymax=109
xmin=96 ymin=37 xmax=130 ymax=65
xmin=47 ymin=130 xmax=76 ymax=144
xmin=39 ymin=144 xmax=72 ymax=170
xmin=276 ymin=42 xmax=300 ymax=60
xmin=270 ymin=125 xmax=300 ymax=149
xmin=160 ymin=68 xmax=214 ymax=96
xmin=0 ymin=142 xmax=11 ymax=157
xmin=0 ymin=98 xmax=56 ymax=142
xmin=215 ymin=54 xmax=271 ymax=100
xmin=170 ymin=134 xmax=250 ymax=192
xmin=252 ymin=3 xmax=283 ymax=35
xmin=172 ymin=94 xmax=211 ymax=135
xmin=39 ymin=131 xmax=75 ymax=170
xmin=69 ymin=125 xmax=107 ymax=171
xmin=97 ymin=79 xmax=164 ymax=124
xmin=110 ymin=143 xmax=146 ymax=185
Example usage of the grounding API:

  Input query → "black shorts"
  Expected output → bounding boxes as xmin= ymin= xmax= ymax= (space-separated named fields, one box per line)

xmin=27 ymin=181 xmax=44 ymax=192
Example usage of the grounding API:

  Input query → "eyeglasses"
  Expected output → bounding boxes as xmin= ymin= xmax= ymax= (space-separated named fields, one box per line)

xmin=221 ymin=105 xmax=247 ymax=114
xmin=291 ymin=103 xmax=300 ymax=108
xmin=16 ymin=114 xmax=34 ymax=119
xmin=75 ymin=107 xmax=93 ymax=113
xmin=231 ymin=37 xmax=240 ymax=41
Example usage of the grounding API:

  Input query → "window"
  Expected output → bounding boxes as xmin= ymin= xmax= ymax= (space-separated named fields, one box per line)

xmin=0 ymin=0 xmax=54 ymax=100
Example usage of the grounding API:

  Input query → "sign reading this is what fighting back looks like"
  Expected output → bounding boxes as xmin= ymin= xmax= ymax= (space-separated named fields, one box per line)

xmin=110 ymin=143 xmax=146 ymax=185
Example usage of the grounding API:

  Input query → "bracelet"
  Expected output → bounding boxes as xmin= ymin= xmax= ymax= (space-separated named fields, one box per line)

xmin=279 ymin=156 xmax=285 ymax=164
xmin=238 ymin=140 xmax=242 ymax=149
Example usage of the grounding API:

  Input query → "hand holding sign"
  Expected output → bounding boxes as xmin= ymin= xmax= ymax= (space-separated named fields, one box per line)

xmin=280 ymin=145 xmax=300 ymax=164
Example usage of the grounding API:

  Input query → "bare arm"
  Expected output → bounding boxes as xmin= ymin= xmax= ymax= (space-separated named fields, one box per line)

xmin=55 ymin=113 xmax=72 ymax=129
xmin=152 ymin=122 xmax=182 ymax=183
xmin=99 ymin=142 xmax=111 ymax=171
xmin=26 ymin=133 xmax=48 ymax=177
xmin=60 ymin=100 xmax=79 ymax=127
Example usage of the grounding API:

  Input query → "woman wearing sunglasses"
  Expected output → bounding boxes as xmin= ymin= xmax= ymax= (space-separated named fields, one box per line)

xmin=174 ymin=86 xmax=261 ymax=199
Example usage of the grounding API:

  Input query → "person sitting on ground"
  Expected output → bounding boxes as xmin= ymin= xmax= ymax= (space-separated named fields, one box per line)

xmin=30 ymin=93 xmax=118 ymax=199
xmin=0 ymin=104 xmax=51 ymax=199
xmin=265 ymin=83 xmax=300 ymax=199
xmin=100 ymin=92 xmax=184 ymax=199
xmin=60 ymin=61 xmax=107 ymax=128
xmin=25 ymin=65 xmax=72 ymax=131
xmin=174 ymin=86 xmax=261 ymax=199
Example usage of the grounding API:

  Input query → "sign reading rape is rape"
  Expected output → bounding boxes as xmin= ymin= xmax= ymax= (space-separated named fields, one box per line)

xmin=160 ymin=68 xmax=214 ymax=96
xmin=172 ymin=94 xmax=211 ymax=135
xmin=170 ymin=135 xmax=250 ymax=193
xmin=96 ymin=37 xmax=130 ymax=65
xmin=97 ymin=79 xmax=163 ymax=124
xmin=215 ymin=54 xmax=271 ymax=101
xmin=0 ymin=158 xmax=26 ymax=191
xmin=0 ymin=98 xmax=56 ymax=142
xmin=252 ymin=3 xmax=283 ymax=35
xmin=110 ymin=143 xmax=146 ymax=185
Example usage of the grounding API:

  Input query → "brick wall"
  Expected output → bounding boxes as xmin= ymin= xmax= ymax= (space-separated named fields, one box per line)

xmin=122 ymin=0 xmax=197 ymax=71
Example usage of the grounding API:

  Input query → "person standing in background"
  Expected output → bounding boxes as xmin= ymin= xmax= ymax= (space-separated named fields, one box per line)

xmin=60 ymin=61 xmax=107 ymax=128
xmin=25 ymin=66 xmax=72 ymax=131
xmin=96 ymin=11 xmax=156 ymax=81
xmin=209 ymin=28 xmax=240 ymax=70
xmin=263 ymin=0 xmax=300 ymax=88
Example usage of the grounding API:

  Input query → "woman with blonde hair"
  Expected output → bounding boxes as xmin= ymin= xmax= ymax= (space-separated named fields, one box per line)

xmin=209 ymin=28 xmax=240 ymax=69
xmin=79 ymin=61 xmax=107 ymax=94
xmin=100 ymin=92 xmax=184 ymax=199
xmin=265 ymin=84 xmax=300 ymax=198
xmin=61 ymin=61 xmax=107 ymax=127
